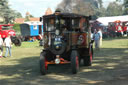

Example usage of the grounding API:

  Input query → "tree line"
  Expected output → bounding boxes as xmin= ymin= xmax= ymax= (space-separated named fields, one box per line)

xmin=124 ymin=0 xmax=128 ymax=14
xmin=0 ymin=0 xmax=127 ymax=24
xmin=0 ymin=0 xmax=22 ymax=24
xmin=57 ymin=0 xmax=127 ymax=19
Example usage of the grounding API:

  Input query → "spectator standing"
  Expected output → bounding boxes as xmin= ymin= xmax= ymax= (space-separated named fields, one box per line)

xmin=0 ymin=35 xmax=3 ymax=58
xmin=93 ymin=30 xmax=101 ymax=50
xmin=4 ymin=35 xmax=12 ymax=57
xmin=98 ymin=28 xmax=102 ymax=46
xmin=127 ymin=25 xmax=128 ymax=35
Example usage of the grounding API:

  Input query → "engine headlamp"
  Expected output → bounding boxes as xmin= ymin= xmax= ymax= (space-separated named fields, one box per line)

xmin=56 ymin=45 xmax=60 ymax=49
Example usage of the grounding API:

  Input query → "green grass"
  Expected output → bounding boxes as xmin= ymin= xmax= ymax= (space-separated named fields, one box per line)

xmin=14 ymin=40 xmax=41 ymax=48
xmin=0 ymin=40 xmax=42 ymax=68
xmin=102 ymin=37 xmax=128 ymax=48
xmin=0 ymin=37 xmax=128 ymax=85
xmin=13 ymin=24 xmax=21 ymax=34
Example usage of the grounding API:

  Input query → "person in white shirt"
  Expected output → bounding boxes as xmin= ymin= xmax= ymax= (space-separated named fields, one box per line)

xmin=4 ymin=35 xmax=12 ymax=57
xmin=93 ymin=30 xmax=101 ymax=50
xmin=0 ymin=35 xmax=3 ymax=58
xmin=98 ymin=28 xmax=102 ymax=46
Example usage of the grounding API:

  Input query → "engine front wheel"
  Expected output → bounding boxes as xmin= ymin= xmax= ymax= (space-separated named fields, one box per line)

xmin=71 ymin=50 xmax=79 ymax=74
xmin=39 ymin=52 xmax=48 ymax=75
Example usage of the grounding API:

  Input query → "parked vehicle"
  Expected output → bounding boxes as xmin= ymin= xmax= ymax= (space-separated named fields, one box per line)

xmin=108 ymin=20 xmax=127 ymax=37
xmin=121 ymin=21 xmax=128 ymax=35
xmin=108 ymin=22 xmax=118 ymax=37
xmin=39 ymin=11 xmax=93 ymax=75
xmin=0 ymin=24 xmax=21 ymax=46
xmin=20 ymin=22 xmax=43 ymax=41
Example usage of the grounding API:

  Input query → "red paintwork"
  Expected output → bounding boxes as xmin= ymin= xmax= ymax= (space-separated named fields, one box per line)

xmin=76 ymin=56 xmax=79 ymax=69
xmin=0 ymin=24 xmax=16 ymax=38
xmin=45 ymin=59 xmax=48 ymax=70
xmin=108 ymin=22 xmax=123 ymax=32
xmin=109 ymin=21 xmax=128 ymax=33
xmin=122 ymin=21 xmax=128 ymax=32
xmin=124 ymin=26 xmax=127 ymax=31
xmin=116 ymin=25 xmax=123 ymax=33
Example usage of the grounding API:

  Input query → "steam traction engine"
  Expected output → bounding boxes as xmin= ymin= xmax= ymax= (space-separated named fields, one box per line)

xmin=39 ymin=11 xmax=93 ymax=75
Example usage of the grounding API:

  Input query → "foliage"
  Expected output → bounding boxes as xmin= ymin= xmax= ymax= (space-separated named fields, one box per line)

xmin=25 ymin=14 xmax=34 ymax=21
xmin=29 ymin=14 xmax=34 ymax=18
xmin=57 ymin=0 xmax=99 ymax=19
xmin=15 ymin=12 xmax=22 ymax=18
xmin=13 ymin=24 xmax=21 ymax=33
xmin=72 ymin=1 xmax=94 ymax=16
xmin=25 ymin=16 xmax=30 ymax=21
xmin=57 ymin=0 xmax=72 ymax=13
xmin=123 ymin=0 xmax=128 ymax=14
xmin=57 ymin=0 xmax=124 ymax=18
xmin=0 ymin=0 xmax=22 ymax=24
xmin=106 ymin=2 xmax=123 ymax=16
xmin=97 ymin=0 xmax=103 ymax=8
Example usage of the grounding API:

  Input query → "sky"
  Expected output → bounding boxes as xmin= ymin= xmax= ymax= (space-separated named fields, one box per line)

xmin=9 ymin=0 xmax=63 ymax=17
xmin=9 ymin=0 xmax=122 ymax=18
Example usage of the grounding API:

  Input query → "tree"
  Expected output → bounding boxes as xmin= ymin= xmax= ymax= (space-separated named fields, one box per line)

xmin=93 ymin=0 xmax=105 ymax=17
xmin=57 ymin=0 xmax=124 ymax=19
xmin=25 ymin=16 xmax=30 ymax=22
xmin=82 ymin=0 xmax=99 ymax=8
xmin=57 ymin=0 xmax=72 ymax=13
xmin=106 ymin=2 xmax=123 ymax=16
xmin=57 ymin=0 xmax=96 ymax=15
xmin=25 ymin=13 xmax=34 ymax=21
xmin=123 ymin=0 xmax=128 ymax=14
xmin=97 ymin=0 xmax=103 ymax=8
xmin=0 ymin=0 xmax=22 ymax=24
xmin=29 ymin=14 xmax=34 ymax=18
xmin=72 ymin=1 xmax=94 ymax=16
xmin=0 ymin=0 xmax=7 ymax=21
xmin=15 ymin=12 xmax=22 ymax=18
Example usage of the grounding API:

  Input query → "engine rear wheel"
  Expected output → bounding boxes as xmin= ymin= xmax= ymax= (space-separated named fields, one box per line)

xmin=71 ymin=50 xmax=79 ymax=74
xmin=83 ymin=47 xmax=92 ymax=66
xmin=39 ymin=52 xmax=47 ymax=75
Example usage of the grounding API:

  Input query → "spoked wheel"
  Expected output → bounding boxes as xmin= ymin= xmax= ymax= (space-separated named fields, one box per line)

xmin=83 ymin=47 xmax=93 ymax=66
xmin=71 ymin=50 xmax=79 ymax=74
xmin=39 ymin=52 xmax=48 ymax=75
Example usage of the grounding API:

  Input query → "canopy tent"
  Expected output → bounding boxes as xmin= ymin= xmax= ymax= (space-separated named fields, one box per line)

xmin=97 ymin=15 xmax=128 ymax=26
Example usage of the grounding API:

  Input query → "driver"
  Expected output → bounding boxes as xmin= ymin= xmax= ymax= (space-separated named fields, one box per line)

xmin=48 ymin=19 xmax=54 ymax=31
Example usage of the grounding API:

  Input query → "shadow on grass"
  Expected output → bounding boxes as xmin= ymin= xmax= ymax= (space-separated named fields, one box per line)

xmin=0 ymin=48 xmax=128 ymax=85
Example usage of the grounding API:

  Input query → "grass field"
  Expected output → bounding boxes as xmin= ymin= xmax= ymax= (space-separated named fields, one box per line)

xmin=0 ymin=37 xmax=128 ymax=85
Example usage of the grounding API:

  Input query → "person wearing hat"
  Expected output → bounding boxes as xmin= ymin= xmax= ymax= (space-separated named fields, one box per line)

xmin=4 ymin=35 xmax=12 ymax=57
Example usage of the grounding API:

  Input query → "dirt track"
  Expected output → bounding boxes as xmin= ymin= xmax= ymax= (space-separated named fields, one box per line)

xmin=0 ymin=39 xmax=128 ymax=85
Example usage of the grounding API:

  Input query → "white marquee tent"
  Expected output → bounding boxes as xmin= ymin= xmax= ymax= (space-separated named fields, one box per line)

xmin=97 ymin=15 xmax=128 ymax=26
